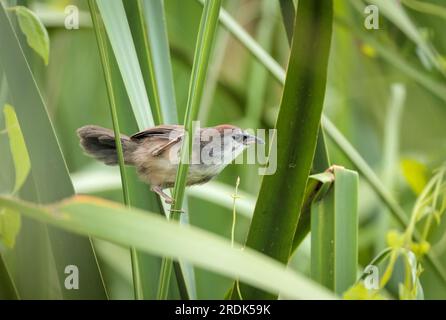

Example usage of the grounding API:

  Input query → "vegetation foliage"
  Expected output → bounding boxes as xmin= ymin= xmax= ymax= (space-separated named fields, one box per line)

xmin=0 ymin=0 xmax=446 ymax=300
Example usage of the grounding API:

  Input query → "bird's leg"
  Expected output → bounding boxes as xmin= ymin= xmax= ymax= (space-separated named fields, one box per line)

xmin=151 ymin=186 xmax=174 ymax=204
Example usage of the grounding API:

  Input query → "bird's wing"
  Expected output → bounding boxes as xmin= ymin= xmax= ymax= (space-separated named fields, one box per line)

xmin=130 ymin=125 xmax=184 ymax=140
xmin=130 ymin=125 xmax=184 ymax=156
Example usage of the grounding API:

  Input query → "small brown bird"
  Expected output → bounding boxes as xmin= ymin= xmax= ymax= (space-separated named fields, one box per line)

xmin=77 ymin=124 xmax=263 ymax=203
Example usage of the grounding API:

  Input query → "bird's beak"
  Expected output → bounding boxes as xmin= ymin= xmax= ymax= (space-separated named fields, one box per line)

xmin=244 ymin=133 xmax=264 ymax=145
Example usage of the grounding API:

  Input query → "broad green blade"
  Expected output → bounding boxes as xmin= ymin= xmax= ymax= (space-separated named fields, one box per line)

xmin=311 ymin=183 xmax=335 ymax=288
xmin=278 ymin=0 xmax=331 ymax=176
xmin=293 ymin=172 xmax=334 ymax=252
xmin=158 ymin=0 xmax=222 ymax=300
xmin=0 ymin=195 xmax=336 ymax=300
xmin=245 ymin=0 xmax=277 ymax=128
xmin=234 ymin=0 xmax=333 ymax=300
xmin=95 ymin=0 xmax=154 ymax=129
xmin=279 ymin=0 xmax=295 ymax=44
xmin=142 ymin=0 xmax=178 ymax=124
xmin=123 ymin=0 xmax=163 ymax=125
xmin=120 ymin=0 xmax=191 ymax=299
xmin=311 ymin=167 xmax=359 ymax=295
xmin=0 ymin=255 xmax=19 ymax=299
xmin=333 ymin=167 xmax=358 ymax=294
xmin=0 ymin=2 xmax=107 ymax=299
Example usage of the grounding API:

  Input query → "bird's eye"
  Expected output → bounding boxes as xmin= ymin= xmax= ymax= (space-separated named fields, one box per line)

xmin=232 ymin=133 xmax=243 ymax=142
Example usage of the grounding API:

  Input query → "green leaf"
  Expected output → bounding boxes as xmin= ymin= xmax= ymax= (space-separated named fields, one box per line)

xmin=95 ymin=0 xmax=154 ymax=129
xmin=0 ymin=208 xmax=20 ymax=248
xmin=3 ymin=104 xmax=30 ymax=193
xmin=311 ymin=181 xmax=335 ymax=289
xmin=157 ymin=0 xmax=222 ymax=300
xmin=89 ymin=0 xmax=144 ymax=300
xmin=123 ymin=0 xmax=164 ymax=125
xmin=0 ymin=3 xmax=107 ymax=299
xmin=234 ymin=0 xmax=333 ymax=300
xmin=343 ymin=282 xmax=385 ymax=300
xmin=12 ymin=6 xmax=49 ymax=65
xmin=311 ymin=167 xmax=359 ymax=295
xmin=142 ymin=0 xmax=179 ymax=124
xmin=292 ymin=171 xmax=334 ymax=252
xmin=0 ymin=195 xmax=336 ymax=300
xmin=333 ymin=167 xmax=359 ymax=294
xmin=401 ymin=159 xmax=429 ymax=195
xmin=0 ymin=104 xmax=27 ymax=249
xmin=0 ymin=255 xmax=19 ymax=299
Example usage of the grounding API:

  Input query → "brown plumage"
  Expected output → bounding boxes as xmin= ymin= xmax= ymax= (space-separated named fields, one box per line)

xmin=77 ymin=124 xmax=263 ymax=203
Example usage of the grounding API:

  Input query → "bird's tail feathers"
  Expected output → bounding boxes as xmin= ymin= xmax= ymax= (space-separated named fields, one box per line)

xmin=77 ymin=125 xmax=136 ymax=165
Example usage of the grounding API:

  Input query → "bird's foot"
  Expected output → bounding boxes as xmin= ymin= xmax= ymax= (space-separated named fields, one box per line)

xmin=151 ymin=186 xmax=175 ymax=204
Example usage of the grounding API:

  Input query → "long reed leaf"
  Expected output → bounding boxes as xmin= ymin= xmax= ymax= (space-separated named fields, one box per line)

xmin=127 ymin=0 xmax=193 ymax=299
xmin=0 ymin=2 xmax=107 ymax=299
xmin=0 ymin=256 xmax=19 ymax=299
xmin=95 ymin=0 xmax=154 ymax=129
xmin=142 ymin=0 xmax=178 ymax=124
xmin=123 ymin=0 xmax=163 ymax=124
xmin=234 ymin=0 xmax=333 ymax=300
xmin=0 ymin=195 xmax=336 ymax=300
xmin=311 ymin=167 xmax=359 ymax=295
xmin=89 ymin=0 xmax=144 ymax=300
xmin=157 ymin=0 xmax=222 ymax=300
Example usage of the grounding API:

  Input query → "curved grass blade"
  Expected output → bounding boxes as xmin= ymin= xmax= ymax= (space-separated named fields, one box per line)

xmin=157 ymin=0 xmax=222 ymax=300
xmin=122 ymin=1 xmax=193 ymax=298
xmin=292 ymin=172 xmax=334 ymax=252
xmin=123 ymin=0 xmax=163 ymax=125
xmin=142 ymin=0 xmax=178 ymax=124
xmin=0 ymin=2 xmax=107 ymax=299
xmin=0 ymin=256 xmax=19 ymax=299
xmin=311 ymin=167 xmax=358 ymax=295
xmin=95 ymin=0 xmax=154 ymax=129
xmin=233 ymin=0 xmax=333 ymax=300
xmin=279 ymin=0 xmax=295 ymax=44
xmin=89 ymin=0 xmax=144 ymax=300
xmin=0 ymin=195 xmax=336 ymax=300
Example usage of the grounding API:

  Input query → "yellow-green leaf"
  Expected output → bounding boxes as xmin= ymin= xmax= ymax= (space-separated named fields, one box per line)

xmin=343 ymin=282 xmax=385 ymax=300
xmin=401 ymin=159 xmax=429 ymax=195
xmin=0 ymin=208 xmax=21 ymax=248
xmin=13 ymin=6 xmax=50 ymax=65
xmin=3 ymin=104 xmax=31 ymax=193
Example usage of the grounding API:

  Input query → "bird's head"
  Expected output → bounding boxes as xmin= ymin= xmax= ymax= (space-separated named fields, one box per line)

xmin=198 ymin=124 xmax=264 ymax=166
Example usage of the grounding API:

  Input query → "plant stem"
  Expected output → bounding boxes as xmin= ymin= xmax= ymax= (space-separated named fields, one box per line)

xmin=156 ymin=0 xmax=222 ymax=300
xmin=89 ymin=0 xmax=143 ymax=300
